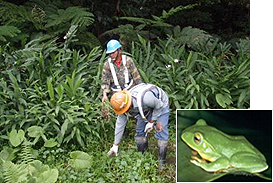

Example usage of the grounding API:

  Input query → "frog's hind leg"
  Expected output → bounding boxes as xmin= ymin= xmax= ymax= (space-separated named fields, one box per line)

xmin=191 ymin=156 xmax=230 ymax=173
xmin=230 ymin=152 xmax=268 ymax=173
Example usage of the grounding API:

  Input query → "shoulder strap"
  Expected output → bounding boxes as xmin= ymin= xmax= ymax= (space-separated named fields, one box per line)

xmin=122 ymin=55 xmax=134 ymax=90
xmin=135 ymin=84 xmax=158 ymax=122
xmin=108 ymin=58 xmax=121 ymax=91
xmin=122 ymin=55 xmax=129 ymax=85
xmin=122 ymin=55 xmax=127 ymax=66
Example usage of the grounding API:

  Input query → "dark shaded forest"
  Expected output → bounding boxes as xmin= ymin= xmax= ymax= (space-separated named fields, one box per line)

xmin=1 ymin=0 xmax=250 ymax=49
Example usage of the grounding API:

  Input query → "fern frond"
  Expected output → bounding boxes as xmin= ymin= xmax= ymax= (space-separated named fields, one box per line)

xmin=74 ymin=32 xmax=101 ymax=50
xmin=2 ymin=161 xmax=28 ymax=183
xmin=236 ymin=38 xmax=250 ymax=55
xmin=159 ymin=4 xmax=198 ymax=20
xmin=69 ymin=7 xmax=94 ymax=27
xmin=0 ymin=1 xmax=21 ymax=23
xmin=18 ymin=141 xmax=35 ymax=164
xmin=101 ymin=24 xmax=137 ymax=37
xmin=119 ymin=17 xmax=172 ymax=27
xmin=0 ymin=26 xmax=21 ymax=42
xmin=0 ymin=1 xmax=33 ymax=24
xmin=119 ymin=4 xmax=198 ymax=27
xmin=178 ymin=26 xmax=213 ymax=49
xmin=45 ymin=6 xmax=94 ymax=28
xmin=27 ymin=0 xmax=63 ymax=12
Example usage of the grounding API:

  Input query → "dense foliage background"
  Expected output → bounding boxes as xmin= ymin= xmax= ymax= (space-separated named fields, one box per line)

xmin=0 ymin=0 xmax=249 ymax=182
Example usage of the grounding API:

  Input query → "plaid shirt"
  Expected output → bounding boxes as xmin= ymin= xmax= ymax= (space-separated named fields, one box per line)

xmin=101 ymin=55 xmax=142 ymax=94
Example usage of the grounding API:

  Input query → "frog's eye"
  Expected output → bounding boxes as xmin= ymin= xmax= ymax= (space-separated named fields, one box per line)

xmin=194 ymin=133 xmax=202 ymax=145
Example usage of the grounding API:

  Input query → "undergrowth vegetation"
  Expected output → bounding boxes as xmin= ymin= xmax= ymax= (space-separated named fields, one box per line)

xmin=0 ymin=0 xmax=249 ymax=182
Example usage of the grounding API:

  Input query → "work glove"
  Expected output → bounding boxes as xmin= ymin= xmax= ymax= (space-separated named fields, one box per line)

xmin=144 ymin=122 xmax=154 ymax=133
xmin=107 ymin=144 xmax=118 ymax=157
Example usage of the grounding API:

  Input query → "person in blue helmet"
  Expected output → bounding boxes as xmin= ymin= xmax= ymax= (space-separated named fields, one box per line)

xmin=101 ymin=39 xmax=142 ymax=102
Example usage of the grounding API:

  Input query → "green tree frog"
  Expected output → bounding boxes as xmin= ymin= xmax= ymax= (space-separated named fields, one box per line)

xmin=181 ymin=119 xmax=268 ymax=173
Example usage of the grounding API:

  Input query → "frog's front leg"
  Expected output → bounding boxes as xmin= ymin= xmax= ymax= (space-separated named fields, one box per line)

xmin=230 ymin=152 xmax=268 ymax=173
xmin=191 ymin=156 xmax=230 ymax=173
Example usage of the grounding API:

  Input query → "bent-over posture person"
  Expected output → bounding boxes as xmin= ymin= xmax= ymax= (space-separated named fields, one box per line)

xmin=108 ymin=83 xmax=169 ymax=168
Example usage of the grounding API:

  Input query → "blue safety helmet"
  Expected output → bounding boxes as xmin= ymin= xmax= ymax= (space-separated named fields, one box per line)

xmin=106 ymin=39 xmax=122 ymax=54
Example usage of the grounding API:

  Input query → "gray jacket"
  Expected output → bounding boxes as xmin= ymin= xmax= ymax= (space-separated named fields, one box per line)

xmin=114 ymin=83 xmax=169 ymax=144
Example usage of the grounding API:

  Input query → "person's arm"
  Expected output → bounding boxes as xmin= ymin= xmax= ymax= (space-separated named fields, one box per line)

xmin=143 ymin=91 xmax=165 ymax=121
xmin=114 ymin=114 xmax=128 ymax=144
xmin=101 ymin=61 xmax=111 ymax=102
xmin=143 ymin=90 xmax=168 ymax=133
xmin=108 ymin=114 xmax=128 ymax=156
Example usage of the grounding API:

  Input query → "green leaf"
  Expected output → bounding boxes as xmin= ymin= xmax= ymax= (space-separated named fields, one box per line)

xmin=76 ymin=128 xmax=84 ymax=147
xmin=47 ymin=77 xmax=55 ymax=101
xmin=61 ymin=120 xmax=69 ymax=136
xmin=215 ymin=93 xmax=232 ymax=108
xmin=200 ymin=93 xmax=209 ymax=107
xmin=138 ymin=69 xmax=149 ymax=83
xmin=56 ymin=85 xmax=64 ymax=102
xmin=69 ymin=151 xmax=91 ymax=169
xmin=185 ymin=84 xmax=194 ymax=94
xmin=0 ymin=148 xmax=15 ymax=162
xmin=174 ymin=100 xmax=181 ymax=109
xmin=9 ymin=129 xmax=25 ymax=147
xmin=44 ymin=138 xmax=58 ymax=148
xmin=27 ymin=126 xmax=44 ymax=138
xmin=8 ymin=72 xmax=20 ymax=97
xmin=37 ymin=169 xmax=59 ymax=183
xmin=0 ymin=25 xmax=21 ymax=41
xmin=29 ymin=160 xmax=49 ymax=173
xmin=186 ymin=51 xmax=193 ymax=69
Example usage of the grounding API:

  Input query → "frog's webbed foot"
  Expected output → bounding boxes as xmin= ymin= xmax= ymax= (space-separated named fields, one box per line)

xmin=190 ymin=154 xmax=201 ymax=166
xmin=191 ymin=150 xmax=207 ymax=163
xmin=214 ymin=169 xmax=228 ymax=174
xmin=192 ymin=150 xmax=198 ymax=156
xmin=190 ymin=159 xmax=200 ymax=166
xmin=191 ymin=155 xmax=207 ymax=163
xmin=215 ymin=165 xmax=234 ymax=174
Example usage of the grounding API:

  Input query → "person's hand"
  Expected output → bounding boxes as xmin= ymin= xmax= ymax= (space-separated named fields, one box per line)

xmin=102 ymin=90 xmax=109 ymax=102
xmin=156 ymin=122 xmax=162 ymax=132
xmin=144 ymin=122 xmax=154 ymax=133
xmin=107 ymin=144 xmax=118 ymax=157
xmin=102 ymin=95 xmax=108 ymax=103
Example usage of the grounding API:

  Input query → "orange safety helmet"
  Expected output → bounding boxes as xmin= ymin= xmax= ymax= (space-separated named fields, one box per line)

xmin=110 ymin=90 xmax=132 ymax=115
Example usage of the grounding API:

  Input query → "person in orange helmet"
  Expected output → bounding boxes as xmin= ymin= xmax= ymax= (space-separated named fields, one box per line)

xmin=108 ymin=83 xmax=169 ymax=168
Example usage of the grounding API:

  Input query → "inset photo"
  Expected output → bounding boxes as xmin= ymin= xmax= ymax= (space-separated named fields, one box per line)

xmin=176 ymin=110 xmax=272 ymax=182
